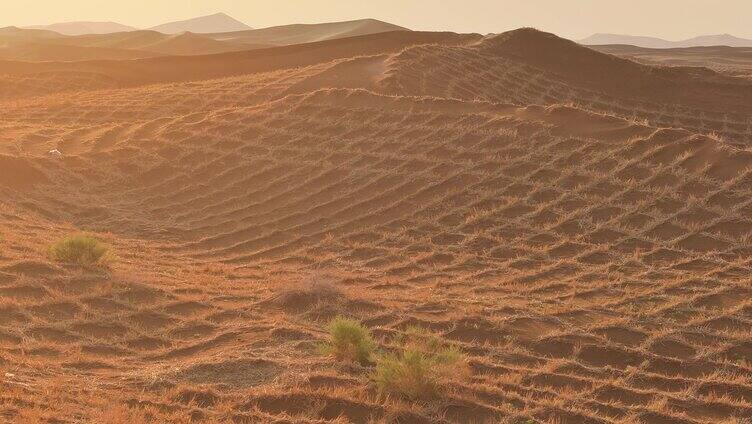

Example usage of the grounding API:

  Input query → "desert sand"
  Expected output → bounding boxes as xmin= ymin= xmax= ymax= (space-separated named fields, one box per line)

xmin=1 ymin=25 xmax=752 ymax=424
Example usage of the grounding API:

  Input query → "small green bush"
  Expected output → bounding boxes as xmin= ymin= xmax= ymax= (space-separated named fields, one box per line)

xmin=324 ymin=316 xmax=375 ymax=365
xmin=373 ymin=326 xmax=467 ymax=400
xmin=49 ymin=234 xmax=111 ymax=267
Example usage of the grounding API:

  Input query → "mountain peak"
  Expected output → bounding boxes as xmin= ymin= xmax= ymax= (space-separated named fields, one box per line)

xmin=148 ymin=12 xmax=253 ymax=34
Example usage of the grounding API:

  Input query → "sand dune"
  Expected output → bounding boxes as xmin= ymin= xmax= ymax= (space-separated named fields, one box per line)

xmin=376 ymin=29 xmax=752 ymax=145
xmin=1 ymin=27 xmax=752 ymax=423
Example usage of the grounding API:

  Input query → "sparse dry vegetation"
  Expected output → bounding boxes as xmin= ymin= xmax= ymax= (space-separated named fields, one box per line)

xmin=373 ymin=327 xmax=468 ymax=400
xmin=48 ymin=234 xmax=111 ymax=267
xmin=323 ymin=316 xmax=375 ymax=365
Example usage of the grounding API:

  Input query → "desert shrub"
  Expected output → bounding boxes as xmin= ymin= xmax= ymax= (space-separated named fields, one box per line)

xmin=323 ymin=316 xmax=375 ymax=365
xmin=49 ymin=234 xmax=111 ymax=267
xmin=373 ymin=326 xmax=468 ymax=400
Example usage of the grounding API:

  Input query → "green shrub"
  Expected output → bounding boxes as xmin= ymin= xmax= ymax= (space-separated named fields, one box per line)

xmin=49 ymin=234 xmax=111 ymax=267
xmin=373 ymin=326 xmax=467 ymax=400
xmin=323 ymin=316 xmax=375 ymax=365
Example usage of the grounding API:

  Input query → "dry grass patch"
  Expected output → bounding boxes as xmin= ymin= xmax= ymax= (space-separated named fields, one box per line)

xmin=322 ymin=316 xmax=376 ymax=365
xmin=373 ymin=326 xmax=469 ymax=400
xmin=48 ymin=234 xmax=111 ymax=267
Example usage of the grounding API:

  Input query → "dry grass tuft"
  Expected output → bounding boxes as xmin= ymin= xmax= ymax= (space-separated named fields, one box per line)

xmin=48 ymin=234 xmax=111 ymax=267
xmin=322 ymin=316 xmax=376 ymax=365
xmin=373 ymin=326 xmax=469 ymax=400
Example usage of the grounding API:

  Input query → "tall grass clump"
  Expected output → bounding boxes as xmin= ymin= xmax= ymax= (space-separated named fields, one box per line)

xmin=49 ymin=234 xmax=111 ymax=267
xmin=373 ymin=326 xmax=468 ymax=400
xmin=322 ymin=316 xmax=375 ymax=365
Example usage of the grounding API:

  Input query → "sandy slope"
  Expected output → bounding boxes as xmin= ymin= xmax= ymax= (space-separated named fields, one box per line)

xmin=1 ymin=28 xmax=752 ymax=424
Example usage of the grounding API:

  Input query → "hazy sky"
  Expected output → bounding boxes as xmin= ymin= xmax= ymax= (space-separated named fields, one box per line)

xmin=4 ymin=0 xmax=752 ymax=40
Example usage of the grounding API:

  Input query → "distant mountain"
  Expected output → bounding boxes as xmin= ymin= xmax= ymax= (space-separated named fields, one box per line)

xmin=148 ymin=12 xmax=252 ymax=34
xmin=20 ymin=13 xmax=251 ymax=36
xmin=0 ymin=26 xmax=62 ymax=39
xmin=680 ymin=34 xmax=752 ymax=48
xmin=71 ymin=31 xmax=252 ymax=56
xmin=0 ymin=40 xmax=158 ymax=62
xmin=25 ymin=21 xmax=137 ymax=36
xmin=578 ymin=33 xmax=674 ymax=49
xmin=580 ymin=33 xmax=752 ymax=48
xmin=0 ymin=27 xmax=251 ymax=61
xmin=0 ymin=17 xmax=410 ymax=62
xmin=205 ymin=19 xmax=409 ymax=46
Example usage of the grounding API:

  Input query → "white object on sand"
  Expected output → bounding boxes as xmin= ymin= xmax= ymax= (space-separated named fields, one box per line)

xmin=49 ymin=149 xmax=62 ymax=158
